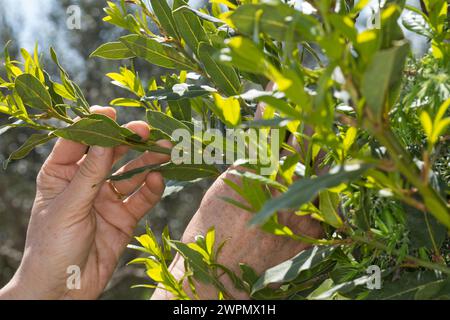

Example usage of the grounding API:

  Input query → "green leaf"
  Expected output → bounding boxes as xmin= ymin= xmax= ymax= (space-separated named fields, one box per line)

xmin=150 ymin=0 xmax=179 ymax=39
xmin=180 ymin=5 xmax=225 ymax=24
xmin=228 ymin=170 xmax=287 ymax=192
xmin=355 ymin=187 xmax=372 ymax=231
xmin=6 ymin=133 xmax=55 ymax=167
xmin=143 ymin=84 xmax=216 ymax=102
xmin=146 ymin=110 xmax=192 ymax=138
xmin=15 ymin=74 xmax=52 ymax=111
xmin=90 ymin=41 xmax=136 ymax=60
xmin=257 ymin=96 xmax=302 ymax=119
xmin=318 ymin=190 xmax=344 ymax=228
xmin=134 ymin=234 xmax=162 ymax=258
xmin=109 ymin=162 xmax=220 ymax=182
xmin=50 ymin=47 xmax=90 ymax=112
xmin=168 ymin=99 xmax=191 ymax=121
xmin=252 ymin=246 xmax=335 ymax=293
xmin=211 ymin=93 xmax=241 ymax=127
xmin=312 ymin=274 xmax=371 ymax=300
xmin=159 ymin=163 xmax=220 ymax=181
xmin=198 ymin=42 xmax=241 ymax=96
xmin=405 ymin=205 xmax=447 ymax=250
xmin=120 ymin=34 xmax=195 ymax=70
xmin=53 ymin=114 xmax=141 ymax=148
xmin=168 ymin=240 xmax=212 ymax=284
xmin=173 ymin=4 xmax=209 ymax=52
xmin=307 ymin=279 xmax=335 ymax=299
xmin=230 ymin=3 xmax=321 ymax=42
xmin=367 ymin=271 xmax=447 ymax=300
xmin=110 ymin=98 xmax=142 ymax=107
xmin=361 ymin=42 xmax=409 ymax=119
xmin=221 ymin=37 xmax=269 ymax=74
xmin=205 ymin=228 xmax=215 ymax=256
xmin=251 ymin=165 xmax=369 ymax=226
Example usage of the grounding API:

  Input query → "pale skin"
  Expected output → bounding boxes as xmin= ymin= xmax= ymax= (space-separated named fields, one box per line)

xmin=0 ymin=104 xmax=323 ymax=300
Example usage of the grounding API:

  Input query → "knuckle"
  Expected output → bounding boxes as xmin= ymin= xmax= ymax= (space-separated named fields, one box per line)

xmin=79 ymin=158 xmax=102 ymax=179
xmin=139 ymin=186 xmax=161 ymax=206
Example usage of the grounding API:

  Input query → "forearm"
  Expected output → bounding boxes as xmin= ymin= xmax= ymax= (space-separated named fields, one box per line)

xmin=0 ymin=283 xmax=19 ymax=300
xmin=0 ymin=276 xmax=29 ymax=300
xmin=0 ymin=263 xmax=63 ymax=300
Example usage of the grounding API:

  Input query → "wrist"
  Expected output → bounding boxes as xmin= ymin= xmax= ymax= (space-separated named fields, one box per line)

xmin=0 ymin=267 xmax=60 ymax=300
xmin=0 ymin=277 xmax=25 ymax=300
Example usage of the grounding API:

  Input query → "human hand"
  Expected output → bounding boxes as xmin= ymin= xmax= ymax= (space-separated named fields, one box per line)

xmin=0 ymin=106 xmax=170 ymax=300
xmin=158 ymin=170 xmax=323 ymax=300
xmin=152 ymin=97 xmax=324 ymax=300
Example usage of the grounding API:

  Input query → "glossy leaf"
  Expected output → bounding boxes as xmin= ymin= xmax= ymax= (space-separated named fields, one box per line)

xmin=318 ymin=190 xmax=344 ymax=228
xmin=367 ymin=271 xmax=448 ymax=300
xmin=15 ymin=74 xmax=52 ymax=111
xmin=6 ymin=133 xmax=55 ymax=167
xmin=54 ymin=114 xmax=141 ymax=148
xmin=198 ymin=42 xmax=241 ymax=96
xmin=168 ymin=241 xmax=212 ymax=283
xmin=252 ymin=246 xmax=335 ymax=293
xmin=173 ymin=4 xmax=209 ymax=52
xmin=251 ymin=165 xmax=370 ymax=225
xmin=212 ymin=93 xmax=241 ymax=127
xmin=150 ymin=0 xmax=179 ymax=39
xmin=109 ymin=162 xmax=220 ymax=182
xmin=361 ymin=42 xmax=409 ymax=119
xmin=120 ymin=34 xmax=195 ymax=70
xmin=90 ymin=41 xmax=136 ymax=60
xmin=230 ymin=3 xmax=321 ymax=42
xmin=147 ymin=110 xmax=192 ymax=138
xmin=143 ymin=85 xmax=216 ymax=101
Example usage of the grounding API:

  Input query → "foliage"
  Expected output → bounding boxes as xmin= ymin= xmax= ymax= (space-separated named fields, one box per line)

xmin=1 ymin=0 xmax=450 ymax=300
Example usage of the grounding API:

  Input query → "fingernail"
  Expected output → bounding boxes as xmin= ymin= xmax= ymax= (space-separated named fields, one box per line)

xmin=91 ymin=146 xmax=105 ymax=156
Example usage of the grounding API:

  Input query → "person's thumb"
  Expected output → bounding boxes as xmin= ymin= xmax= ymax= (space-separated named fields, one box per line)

xmin=60 ymin=145 xmax=114 ymax=212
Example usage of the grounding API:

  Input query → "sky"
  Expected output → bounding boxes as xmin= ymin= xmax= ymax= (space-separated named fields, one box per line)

xmin=0 ymin=0 xmax=85 ymax=76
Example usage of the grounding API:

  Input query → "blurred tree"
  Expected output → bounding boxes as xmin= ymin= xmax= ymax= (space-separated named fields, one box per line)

xmin=0 ymin=0 xmax=209 ymax=299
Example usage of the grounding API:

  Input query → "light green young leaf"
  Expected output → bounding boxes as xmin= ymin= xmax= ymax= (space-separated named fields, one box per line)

xmin=110 ymin=98 xmax=142 ymax=107
xmin=318 ymin=190 xmax=344 ymax=228
xmin=212 ymin=93 xmax=241 ymax=127
xmin=168 ymin=241 xmax=212 ymax=284
xmin=312 ymin=274 xmax=371 ymax=300
xmin=134 ymin=233 xmax=162 ymax=258
xmin=257 ymin=96 xmax=302 ymax=119
xmin=220 ymin=37 xmax=268 ymax=74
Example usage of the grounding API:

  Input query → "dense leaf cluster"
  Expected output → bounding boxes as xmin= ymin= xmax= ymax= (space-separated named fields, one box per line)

xmin=1 ymin=0 xmax=449 ymax=299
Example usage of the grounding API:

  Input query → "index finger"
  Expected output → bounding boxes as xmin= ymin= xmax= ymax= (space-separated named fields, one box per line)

xmin=45 ymin=106 xmax=117 ymax=166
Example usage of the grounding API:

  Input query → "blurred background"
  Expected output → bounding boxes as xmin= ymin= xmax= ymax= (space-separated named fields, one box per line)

xmin=0 ymin=0 xmax=429 ymax=299
xmin=0 ymin=0 xmax=210 ymax=299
